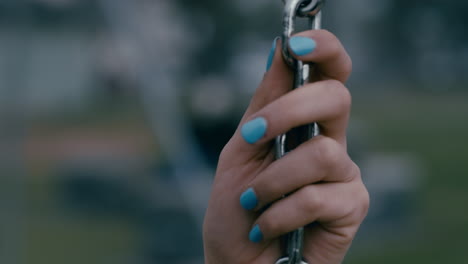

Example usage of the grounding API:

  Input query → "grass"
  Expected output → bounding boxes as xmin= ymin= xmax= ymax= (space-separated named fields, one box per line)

xmin=23 ymin=170 xmax=140 ymax=264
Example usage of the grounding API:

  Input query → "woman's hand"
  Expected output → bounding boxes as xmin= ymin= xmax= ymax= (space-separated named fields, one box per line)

xmin=203 ymin=30 xmax=369 ymax=264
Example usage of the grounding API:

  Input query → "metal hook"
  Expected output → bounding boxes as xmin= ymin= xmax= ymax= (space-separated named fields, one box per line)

xmin=281 ymin=0 xmax=325 ymax=17
xmin=282 ymin=0 xmax=326 ymax=68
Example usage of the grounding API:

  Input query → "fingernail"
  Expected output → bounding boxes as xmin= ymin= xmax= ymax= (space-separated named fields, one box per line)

xmin=240 ymin=188 xmax=258 ymax=210
xmin=249 ymin=225 xmax=263 ymax=243
xmin=266 ymin=37 xmax=279 ymax=71
xmin=289 ymin=36 xmax=317 ymax=56
xmin=241 ymin=117 xmax=267 ymax=144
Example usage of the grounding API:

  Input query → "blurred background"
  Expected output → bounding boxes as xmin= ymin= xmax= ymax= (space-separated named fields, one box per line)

xmin=1 ymin=0 xmax=467 ymax=263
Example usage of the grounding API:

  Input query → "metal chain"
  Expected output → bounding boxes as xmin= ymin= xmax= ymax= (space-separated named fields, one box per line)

xmin=275 ymin=0 xmax=326 ymax=263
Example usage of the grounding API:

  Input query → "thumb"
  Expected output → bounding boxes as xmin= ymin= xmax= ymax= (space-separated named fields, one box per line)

xmin=241 ymin=37 xmax=293 ymax=122
xmin=221 ymin=37 xmax=293 ymax=162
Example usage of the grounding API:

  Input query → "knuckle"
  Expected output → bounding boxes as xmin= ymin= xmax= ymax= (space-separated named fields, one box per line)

xmin=259 ymin=214 xmax=280 ymax=237
xmin=322 ymin=228 xmax=356 ymax=251
xmin=333 ymin=81 xmax=352 ymax=112
xmin=218 ymin=141 xmax=235 ymax=167
xmin=350 ymin=182 xmax=370 ymax=221
xmin=219 ymin=143 xmax=230 ymax=161
xmin=302 ymin=186 xmax=323 ymax=212
xmin=317 ymin=29 xmax=338 ymax=46
xmin=358 ymin=185 xmax=371 ymax=218
xmin=350 ymin=162 xmax=362 ymax=177
xmin=337 ymin=227 xmax=358 ymax=246
xmin=317 ymin=29 xmax=334 ymax=37
xmin=352 ymin=165 xmax=370 ymax=219
xmin=318 ymin=30 xmax=342 ymax=57
xmin=322 ymin=80 xmax=352 ymax=116
xmin=343 ymin=53 xmax=353 ymax=72
xmin=314 ymin=137 xmax=343 ymax=170
xmin=346 ymin=161 xmax=361 ymax=182
xmin=316 ymin=29 xmax=352 ymax=78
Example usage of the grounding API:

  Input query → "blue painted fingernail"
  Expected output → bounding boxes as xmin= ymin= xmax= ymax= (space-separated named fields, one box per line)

xmin=249 ymin=225 xmax=263 ymax=243
xmin=266 ymin=37 xmax=279 ymax=71
xmin=289 ymin=36 xmax=316 ymax=56
xmin=241 ymin=117 xmax=267 ymax=144
xmin=240 ymin=188 xmax=258 ymax=210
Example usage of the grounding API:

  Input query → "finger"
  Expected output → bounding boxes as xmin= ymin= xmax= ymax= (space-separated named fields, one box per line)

xmin=245 ymin=30 xmax=352 ymax=119
xmin=288 ymin=29 xmax=352 ymax=83
xmin=222 ymin=37 xmax=293 ymax=163
xmin=301 ymin=224 xmax=355 ymax=264
xmin=240 ymin=136 xmax=359 ymax=211
xmin=249 ymin=181 xmax=369 ymax=244
xmin=238 ymin=79 xmax=351 ymax=148
xmin=241 ymin=37 xmax=293 ymax=121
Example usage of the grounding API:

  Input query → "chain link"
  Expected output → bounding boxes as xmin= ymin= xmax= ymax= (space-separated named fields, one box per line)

xmin=276 ymin=0 xmax=326 ymax=263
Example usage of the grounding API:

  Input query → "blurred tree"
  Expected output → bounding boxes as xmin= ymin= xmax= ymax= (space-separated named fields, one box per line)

xmin=171 ymin=0 xmax=281 ymax=76
xmin=169 ymin=0 xmax=468 ymax=90
xmin=357 ymin=0 xmax=468 ymax=88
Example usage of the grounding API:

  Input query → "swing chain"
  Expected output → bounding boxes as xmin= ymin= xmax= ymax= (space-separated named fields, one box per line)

xmin=275 ymin=1 xmax=325 ymax=264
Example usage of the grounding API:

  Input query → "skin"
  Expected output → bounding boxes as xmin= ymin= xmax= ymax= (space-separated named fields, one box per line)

xmin=203 ymin=30 xmax=370 ymax=264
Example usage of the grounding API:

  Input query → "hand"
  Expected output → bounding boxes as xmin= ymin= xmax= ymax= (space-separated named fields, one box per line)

xmin=203 ymin=30 xmax=369 ymax=264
